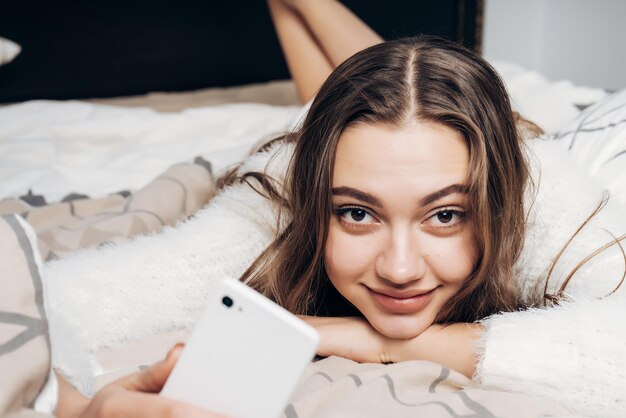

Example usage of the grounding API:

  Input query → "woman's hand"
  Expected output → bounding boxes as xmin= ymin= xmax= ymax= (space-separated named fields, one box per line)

xmin=301 ymin=316 xmax=484 ymax=379
xmin=392 ymin=322 xmax=485 ymax=379
xmin=56 ymin=344 xmax=227 ymax=418
xmin=300 ymin=316 xmax=394 ymax=363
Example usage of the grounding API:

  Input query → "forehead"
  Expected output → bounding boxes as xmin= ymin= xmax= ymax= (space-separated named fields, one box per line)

xmin=332 ymin=121 xmax=469 ymax=199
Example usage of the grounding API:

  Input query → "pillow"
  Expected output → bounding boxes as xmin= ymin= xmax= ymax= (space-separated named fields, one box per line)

xmin=0 ymin=37 xmax=21 ymax=66
xmin=551 ymin=89 xmax=626 ymax=208
xmin=0 ymin=214 xmax=52 ymax=416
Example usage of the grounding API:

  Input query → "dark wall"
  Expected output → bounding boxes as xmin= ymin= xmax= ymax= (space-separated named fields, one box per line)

xmin=0 ymin=1 xmax=481 ymax=102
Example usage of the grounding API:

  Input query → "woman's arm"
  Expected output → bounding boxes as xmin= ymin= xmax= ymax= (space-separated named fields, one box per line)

xmin=390 ymin=323 xmax=484 ymax=379
xmin=303 ymin=294 xmax=626 ymax=416
xmin=301 ymin=316 xmax=483 ymax=379
xmin=476 ymin=296 xmax=626 ymax=417
xmin=45 ymin=143 xmax=294 ymax=391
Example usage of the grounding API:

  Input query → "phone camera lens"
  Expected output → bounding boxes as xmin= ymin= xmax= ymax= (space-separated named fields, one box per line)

xmin=222 ymin=296 xmax=233 ymax=308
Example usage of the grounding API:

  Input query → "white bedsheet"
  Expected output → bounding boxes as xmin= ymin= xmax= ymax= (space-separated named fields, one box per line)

xmin=0 ymin=62 xmax=608 ymax=202
xmin=0 ymin=102 xmax=301 ymax=201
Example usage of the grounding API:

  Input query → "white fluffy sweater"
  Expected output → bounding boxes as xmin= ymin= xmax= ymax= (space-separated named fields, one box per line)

xmin=45 ymin=136 xmax=626 ymax=416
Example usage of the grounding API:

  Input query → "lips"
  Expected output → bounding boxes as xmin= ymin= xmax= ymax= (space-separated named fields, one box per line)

xmin=368 ymin=286 xmax=438 ymax=314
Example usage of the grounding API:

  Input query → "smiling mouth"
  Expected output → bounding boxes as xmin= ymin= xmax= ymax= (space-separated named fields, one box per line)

xmin=368 ymin=286 xmax=439 ymax=314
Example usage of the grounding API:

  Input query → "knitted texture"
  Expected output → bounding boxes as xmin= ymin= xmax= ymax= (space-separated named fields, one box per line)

xmin=477 ymin=140 xmax=626 ymax=417
xmin=515 ymin=139 xmax=625 ymax=304
xmin=45 ymin=142 xmax=293 ymax=392
xmin=477 ymin=298 xmax=626 ymax=417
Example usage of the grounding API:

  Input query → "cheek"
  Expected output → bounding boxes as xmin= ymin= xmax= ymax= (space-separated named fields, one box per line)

xmin=324 ymin=222 xmax=378 ymax=289
xmin=425 ymin=232 xmax=477 ymax=284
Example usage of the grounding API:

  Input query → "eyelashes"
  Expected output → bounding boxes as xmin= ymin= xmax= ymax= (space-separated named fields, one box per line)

xmin=334 ymin=206 xmax=378 ymax=228
xmin=333 ymin=206 xmax=467 ymax=230
xmin=429 ymin=209 xmax=466 ymax=228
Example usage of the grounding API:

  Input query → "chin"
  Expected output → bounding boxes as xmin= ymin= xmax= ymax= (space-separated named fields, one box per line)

xmin=369 ymin=315 xmax=430 ymax=340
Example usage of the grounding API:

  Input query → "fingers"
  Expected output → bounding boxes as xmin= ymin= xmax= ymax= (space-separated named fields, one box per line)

xmin=115 ymin=343 xmax=185 ymax=393
xmin=89 ymin=388 xmax=228 ymax=418
xmin=82 ymin=343 xmax=230 ymax=418
xmin=128 ymin=392 xmax=228 ymax=418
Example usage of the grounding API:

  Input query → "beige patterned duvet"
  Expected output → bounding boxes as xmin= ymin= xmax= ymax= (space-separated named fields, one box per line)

xmin=0 ymin=160 xmax=215 ymax=261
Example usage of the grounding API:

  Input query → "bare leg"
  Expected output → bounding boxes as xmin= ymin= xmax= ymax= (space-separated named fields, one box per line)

xmin=269 ymin=0 xmax=383 ymax=103
xmin=268 ymin=0 xmax=334 ymax=103
xmin=288 ymin=0 xmax=383 ymax=68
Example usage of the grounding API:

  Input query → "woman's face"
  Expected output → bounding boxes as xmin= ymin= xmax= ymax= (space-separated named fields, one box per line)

xmin=324 ymin=121 xmax=477 ymax=339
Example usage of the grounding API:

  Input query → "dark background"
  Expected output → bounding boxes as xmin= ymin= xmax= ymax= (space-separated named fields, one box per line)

xmin=0 ymin=0 xmax=482 ymax=102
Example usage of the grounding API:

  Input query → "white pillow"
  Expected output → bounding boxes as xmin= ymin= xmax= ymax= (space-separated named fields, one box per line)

xmin=550 ymin=89 xmax=626 ymax=208
xmin=0 ymin=37 xmax=21 ymax=66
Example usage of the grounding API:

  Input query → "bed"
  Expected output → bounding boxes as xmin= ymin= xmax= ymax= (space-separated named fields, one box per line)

xmin=1 ymin=2 xmax=624 ymax=417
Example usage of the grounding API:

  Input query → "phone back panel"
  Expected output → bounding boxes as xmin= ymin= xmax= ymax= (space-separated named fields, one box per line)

xmin=161 ymin=279 xmax=319 ymax=418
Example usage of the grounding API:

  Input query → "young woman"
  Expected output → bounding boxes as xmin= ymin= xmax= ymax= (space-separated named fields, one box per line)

xmin=235 ymin=0 xmax=624 ymax=413
xmin=39 ymin=1 xmax=626 ymax=416
xmin=245 ymin=0 xmax=530 ymax=378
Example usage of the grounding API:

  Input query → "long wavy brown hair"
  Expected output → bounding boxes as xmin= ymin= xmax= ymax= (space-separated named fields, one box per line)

xmin=231 ymin=36 xmax=532 ymax=324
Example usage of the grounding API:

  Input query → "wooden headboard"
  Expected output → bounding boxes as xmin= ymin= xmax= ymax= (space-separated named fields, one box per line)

xmin=0 ymin=0 xmax=482 ymax=102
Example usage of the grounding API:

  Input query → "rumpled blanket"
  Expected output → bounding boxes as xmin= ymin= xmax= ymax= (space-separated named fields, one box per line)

xmin=287 ymin=356 xmax=570 ymax=417
xmin=89 ymin=338 xmax=572 ymax=418
xmin=0 ymin=159 xmax=215 ymax=261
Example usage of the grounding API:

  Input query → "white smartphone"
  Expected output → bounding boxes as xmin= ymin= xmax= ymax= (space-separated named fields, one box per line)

xmin=160 ymin=279 xmax=319 ymax=418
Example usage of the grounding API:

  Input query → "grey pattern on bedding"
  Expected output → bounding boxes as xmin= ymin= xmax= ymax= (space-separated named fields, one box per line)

xmin=552 ymin=90 xmax=626 ymax=171
xmin=0 ymin=214 xmax=52 ymax=417
xmin=281 ymin=356 xmax=571 ymax=417
xmin=91 ymin=353 xmax=570 ymax=418
xmin=0 ymin=159 xmax=216 ymax=261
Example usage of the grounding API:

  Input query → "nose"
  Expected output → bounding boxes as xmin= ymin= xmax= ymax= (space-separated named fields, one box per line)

xmin=375 ymin=225 xmax=427 ymax=285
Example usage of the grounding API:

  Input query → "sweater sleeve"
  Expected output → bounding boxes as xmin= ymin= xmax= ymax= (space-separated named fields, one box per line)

xmin=44 ymin=143 xmax=292 ymax=394
xmin=476 ymin=295 xmax=626 ymax=417
xmin=475 ymin=135 xmax=626 ymax=416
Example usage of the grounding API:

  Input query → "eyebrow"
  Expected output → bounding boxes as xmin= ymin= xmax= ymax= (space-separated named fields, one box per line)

xmin=332 ymin=187 xmax=382 ymax=207
xmin=419 ymin=184 xmax=469 ymax=206
xmin=331 ymin=184 xmax=469 ymax=208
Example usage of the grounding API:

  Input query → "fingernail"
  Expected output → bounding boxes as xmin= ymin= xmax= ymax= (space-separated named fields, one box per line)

xmin=167 ymin=343 xmax=184 ymax=360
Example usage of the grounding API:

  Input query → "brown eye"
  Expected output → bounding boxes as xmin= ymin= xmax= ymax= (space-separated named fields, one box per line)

xmin=437 ymin=211 xmax=454 ymax=224
xmin=350 ymin=209 xmax=367 ymax=222
xmin=335 ymin=207 xmax=376 ymax=225
xmin=426 ymin=209 xmax=466 ymax=229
